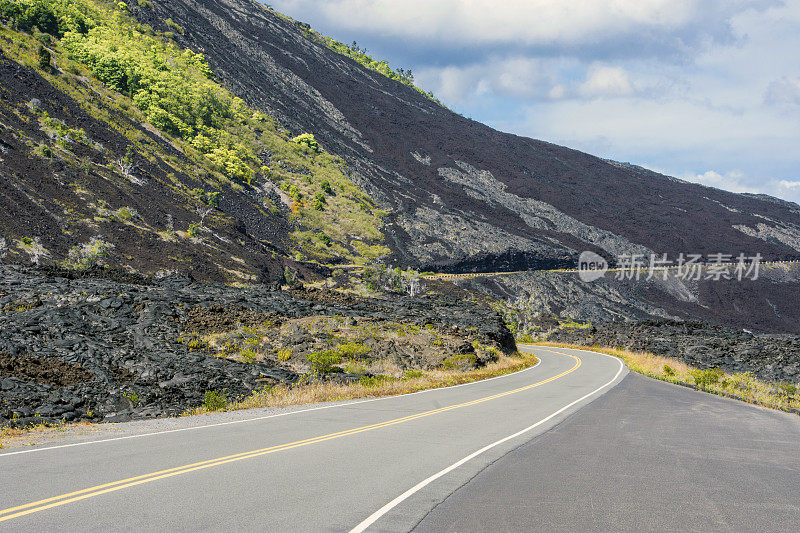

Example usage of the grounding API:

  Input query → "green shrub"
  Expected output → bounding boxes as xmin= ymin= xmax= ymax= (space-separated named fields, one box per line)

xmin=241 ymin=348 xmax=257 ymax=363
xmin=317 ymin=232 xmax=331 ymax=246
xmin=122 ymin=391 xmax=139 ymax=404
xmin=403 ymin=370 xmax=424 ymax=380
xmin=164 ymin=17 xmax=183 ymax=34
xmin=778 ymin=382 xmax=798 ymax=396
xmin=17 ymin=0 xmax=61 ymax=36
xmin=37 ymin=44 xmax=52 ymax=71
xmin=729 ymin=372 xmax=755 ymax=391
xmin=187 ymin=223 xmax=202 ymax=238
xmin=690 ymin=368 xmax=724 ymax=388
xmin=306 ymin=350 xmax=342 ymax=373
xmin=313 ymin=192 xmax=326 ymax=211
xmin=276 ymin=348 xmax=292 ymax=361
xmin=292 ymin=133 xmax=319 ymax=153
xmin=0 ymin=1 xmax=23 ymax=23
xmin=320 ymin=180 xmax=333 ymax=195
xmin=191 ymin=188 xmax=220 ymax=207
xmin=203 ymin=389 xmax=227 ymax=411
xmin=337 ymin=342 xmax=369 ymax=361
xmin=116 ymin=206 xmax=136 ymax=220
xmin=662 ymin=364 xmax=675 ymax=377
xmin=359 ymin=375 xmax=396 ymax=388
xmin=442 ymin=353 xmax=477 ymax=370
xmin=62 ymin=236 xmax=113 ymax=270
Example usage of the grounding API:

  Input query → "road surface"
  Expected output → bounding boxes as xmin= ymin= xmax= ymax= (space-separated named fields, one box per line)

xmin=0 ymin=346 xmax=624 ymax=531
xmin=2 ymin=345 xmax=798 ymax=531
xmin=415 ymin=371 xmax=800 ymax=532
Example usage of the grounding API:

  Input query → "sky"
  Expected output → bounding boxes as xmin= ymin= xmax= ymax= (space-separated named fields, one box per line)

xmin=267 ymin=0 xmax=800 ymax=204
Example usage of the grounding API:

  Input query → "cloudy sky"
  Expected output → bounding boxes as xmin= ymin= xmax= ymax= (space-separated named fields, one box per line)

xmin=268 ymin=0 xmax=800 ymax=203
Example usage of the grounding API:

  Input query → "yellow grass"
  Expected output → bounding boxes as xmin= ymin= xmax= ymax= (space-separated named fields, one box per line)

xmin=185 ymin=351 xmax=538 ymax=415
xmin=537 ymin=342 xmax=800 ymax=413
xmin=0 ymin=420 xmax=96 ymax=449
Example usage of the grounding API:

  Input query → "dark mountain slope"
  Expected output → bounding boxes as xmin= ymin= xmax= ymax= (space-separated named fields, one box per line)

xmin=134 ymin=0 xmax=800 ymax=270
xmin=0 ymin=48 xmax=285 ymax=281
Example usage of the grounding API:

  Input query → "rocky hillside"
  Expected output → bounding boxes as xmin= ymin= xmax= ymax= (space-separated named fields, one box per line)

xmin=133 ymin=0 xmax=800 ymax=272
xmin=0 ymin=0 xmax=390 ymax=283
xmin=4 ymin=0 xmax=800 ymax=335
xmin=2 ymin=0 xmax=800 ymax=285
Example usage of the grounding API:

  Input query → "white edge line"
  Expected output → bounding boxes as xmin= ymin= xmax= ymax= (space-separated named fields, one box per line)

xmin=349 ymin=348 xmax=626 ymax=533
xmin=0 ymin=351 xmax=543 ymax=458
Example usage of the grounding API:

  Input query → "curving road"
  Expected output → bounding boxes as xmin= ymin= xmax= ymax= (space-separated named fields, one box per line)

xmin=2 ymin=345 xmax=798 ymax=531
xmin=0 ymin=347 xmax=624 ymax=531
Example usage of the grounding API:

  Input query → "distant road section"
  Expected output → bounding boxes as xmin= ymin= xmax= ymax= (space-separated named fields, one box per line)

xmin=422 ymin=259 xmax=800 ymax=281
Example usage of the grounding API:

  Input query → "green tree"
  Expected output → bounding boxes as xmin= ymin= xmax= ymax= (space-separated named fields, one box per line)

xmin=37 ymin=44 xmax=52 ymax=71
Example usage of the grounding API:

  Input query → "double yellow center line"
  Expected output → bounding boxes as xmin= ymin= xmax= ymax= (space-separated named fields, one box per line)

xmin=0 ymin=349 xmax=580 ymax=523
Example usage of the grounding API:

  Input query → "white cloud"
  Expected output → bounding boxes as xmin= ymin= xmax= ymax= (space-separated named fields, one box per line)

xmin=548 ymin=84 xmax=567 ymax=99
xmin=779 ymin=180 xmax=800 ymax=190
xmin=270 ymin=0 xmax=766 ymax=55
xmin=579 ymin=65 xmax=634 ymax=97
xmin=520 ymin=98 xmax=799 ymax=152
xmin=765 ymin=77 xmax=800 ymax=105
xmin=415 ymin=56 xmax=562 ymax=102
xmin=684 ymin=170 xmax=755 ymax=193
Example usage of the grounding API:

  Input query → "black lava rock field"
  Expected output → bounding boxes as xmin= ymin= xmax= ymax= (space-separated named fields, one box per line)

xmin=0 ymin=266 xmax=514 ymax=428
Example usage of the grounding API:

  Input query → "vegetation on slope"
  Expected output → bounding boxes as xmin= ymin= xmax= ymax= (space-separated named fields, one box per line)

xmin=0 ymin=0 xmax=388 ymax=270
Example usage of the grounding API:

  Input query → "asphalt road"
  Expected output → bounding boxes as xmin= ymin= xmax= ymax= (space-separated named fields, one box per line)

xmin=415 ymin=372 xmax=800 ymax=532
xmin=0 ymin=346 xmax=625 ymax=532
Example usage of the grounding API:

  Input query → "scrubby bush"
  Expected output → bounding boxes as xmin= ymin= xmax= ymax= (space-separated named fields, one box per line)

xmin=662 ymin=364 xmax=675 ymax=377
xmin=62 ymin=236 xmax=113 ymax=270
xmin=442 ymin=353 xmax=477 ymax=370
xmin=292 ymin=133 xmax=319 ymax=153
xmin=337 ymin=342 xmax=369 ymax=361
xmin=317 ymin=232 xmax=331 ymax=246
xmin=306 ymin=350 xmax=342 ymax=374
xmin=203 ymin=389 xmax=227 ymax=411
xmin=37 ymin=44 xmax=52 ymax=71
xmin=320 ymin=179 xmax=333 ymax=195
xmin=777 ymin=382 xmax=798 ymax=397
xmin=18 ymin=1 xmax=61 ymax=36
xmin=729 ymin=372 xmax=756 ymax=391
xmin=359 ymin=375 xmax=395 ymax=388
xmin=690 ymin=368 xmax=724 ymax=388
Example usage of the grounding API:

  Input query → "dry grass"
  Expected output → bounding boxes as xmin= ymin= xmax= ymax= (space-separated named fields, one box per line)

xmin=185 ymin=351 xmax=538 ymax=415
xmin=0 ymin=420 xmax=97 ymax=449
xmin=538 ymin=342 xmax=800 ymax=413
